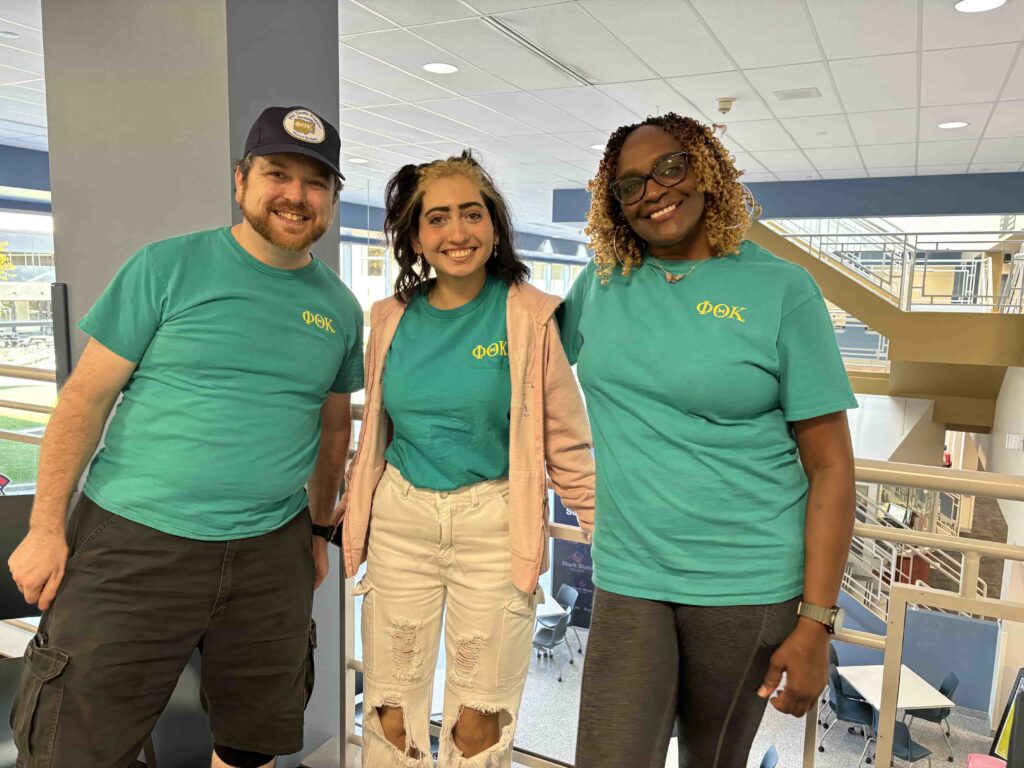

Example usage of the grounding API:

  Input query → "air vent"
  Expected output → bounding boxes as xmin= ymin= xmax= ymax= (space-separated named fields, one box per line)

xmin=774 ymin=87 xmax=822 ymax=101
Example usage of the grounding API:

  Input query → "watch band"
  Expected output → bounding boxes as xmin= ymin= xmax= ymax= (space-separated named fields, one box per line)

xmin=797 ymin=601 xmax=837 ymax=633
xmin=310 ymin=523 xmax=335 ymax=541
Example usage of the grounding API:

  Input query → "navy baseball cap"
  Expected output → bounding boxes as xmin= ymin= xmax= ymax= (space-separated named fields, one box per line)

xmin=244 ymin=106 xmax=344 ymax=180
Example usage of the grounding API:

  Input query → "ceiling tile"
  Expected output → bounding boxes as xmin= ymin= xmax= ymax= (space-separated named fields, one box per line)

xmin=509 ymin=133 xmax=598 ymax=162
xmin=414 ymin=98 xmax=537 ymax=137
xmin=343 ymin=30 xmax=515 ymax=96
xmin=341 ymin=108 xmax=447 ymax=144
xmin=742 ymin=172 xmax=778 ymax=182
xmin=755 ymin=149 xmax=815 ymax=173
xmin=597 ymin=80 xmax=706 ymax=124
xmin=974 ymin=137 xmax=1024 ymax=163
xmin=819 ymin=169 xmax=869 ymax=178
xmin=689 ymin=0 xmax=820 ymax=69
xmin=471 ymin=0 xmax=568 ymax=11
xmin=984 ymin=100 xmax=1024 ymax=139
xmin=473 ymin=92 xmax=594 ymax=133
xmin=355 ymin=0 xmax=475 ymax=25
xmin=0 ymin=136 xmax=45 ymax=151
xmin=848 ymin=109 xmax=918 ymax=145
xmin=415 ymin=19 xmax=581 ymax=91
xmin=730 ymin=152 xmax=767 ymax=174
xmin=830 ymin=54 xmax=917 ymax=113
xmin=339 ymin=78 xmax=402 ymax=108
xmin=338 ymin=122 xmax=412 ymax=146
xmin=916 ymin=164 xmax=969 ymax=175
xmin=580 ymin=0 xmax=733 ymax=78
xmin=468 ymin=137 xmax=555 ymax=164
xmin=921 ymin=44 xmax=1017 ymax=107
xmin=922 ymin=0 xmax=1024 ymax=50
xmin=0 ymin=1 xmax=42 ymax=30
xmin=860 ymin=143 xmax=917 ymax=168
xmin=918 ymin=103 xmax=993 ymax=141
xmin=779 ymin=115 xmax=855 ymax=148
xmin=338 ymin=1 xmax=396 ymax=34
xmin=868 ymin=166 xmax=916 ymax=177
xmin=968 ymin=162 xmax=1021 ymax=173
xmin=1001 ymin=53 xmax=1024 ymax=101
xmin=721 ymin=120 xmax=796 ymax=151
xmin=667 ymin=71 xmax=773 ymax=123
xmin=0 ymin=64 xmax=41 ymax=86
xmin=338 ymin=44 xmax=451 ymax=102
xmin=366 ymin=104 xmax=490 ymax=141
xmin=807 ymin=0 xmax=917 ymax=59
xmin=553 ymin=131 xmax=616 ymax=152
xmin=0 ymin=27 xmax=42 ymax=57
xmin=533 ymin=86 xmax=640 ymax=130
xmin=775 ymin=171 xmax=822 ymax=180
xmin=496 ymin=4 xmax=652 ymax=84
xmin=745 ymin=62 xmax=842 ymax=118
xmin=0 ymin=126 xmax=31 ymax=139
xmin=916 ymin=139 xmax=978 ymax=165
xmin=0 ymin=83 xmax=43 ymax=107
xmin=805 ymin=146 xmax=864 ymax=171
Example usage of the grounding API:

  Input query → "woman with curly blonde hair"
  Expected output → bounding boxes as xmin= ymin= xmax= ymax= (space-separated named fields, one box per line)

xmin=560 ymin=113 xmax=857 ymax=767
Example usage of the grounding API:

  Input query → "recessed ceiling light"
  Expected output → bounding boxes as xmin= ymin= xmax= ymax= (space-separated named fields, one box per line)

xmin=348 ymin=158 xmax=368 ymax=164
xmin=590 ymin=144 xmax=606 ymax=151
xmin=938 ymin=121 xmax=970 ymax=129
xmin=422 ymin=62 xmax=459 ymax=75
xmin=954 ymin=0 xmax=1006 ymax=11
xmin=0 ymin=30 xmax=20 ymax=38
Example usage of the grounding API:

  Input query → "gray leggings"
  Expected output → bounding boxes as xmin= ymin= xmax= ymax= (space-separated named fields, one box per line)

xmin=575 ymin=588 xmax=800 ymax=768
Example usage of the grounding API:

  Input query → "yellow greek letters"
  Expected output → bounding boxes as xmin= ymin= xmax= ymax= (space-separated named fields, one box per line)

xmin=301 ymin=310 xmax=337 ymax=334
xmin=487 ymin=342 xmax=499 ymax=357
xmin=472 ymin=345 xmax=487 ymax=360
xmin=470 ymin=340 xmax=509 ymax=359
xmin=695 ymin=300 xmax=748 ymax=324
xmin=499 ymin=340 xmax=507 ymax=355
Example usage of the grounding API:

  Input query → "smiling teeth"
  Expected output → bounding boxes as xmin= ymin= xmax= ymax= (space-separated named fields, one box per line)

xmin=447 ymin=248 xmax=473 ymax=257
xmin=276 ymin=211 xmax=306 ymax=221
xmin=651 ymin=204 xmax=678 ymax=219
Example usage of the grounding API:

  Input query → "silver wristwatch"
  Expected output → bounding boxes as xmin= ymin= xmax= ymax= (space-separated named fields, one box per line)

xmin=797 ymin=601 xmax=845 ymax=634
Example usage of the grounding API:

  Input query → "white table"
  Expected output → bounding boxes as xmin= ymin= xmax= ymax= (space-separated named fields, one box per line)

xmin=838 ymin=664 xmax=955 ymax=711
xmin=535 ymin=593 xmax=568 ymax=620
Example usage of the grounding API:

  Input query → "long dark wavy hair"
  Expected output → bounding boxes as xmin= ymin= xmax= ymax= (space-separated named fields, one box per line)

xmin=383 ymin=150 xmax=529 ymax=303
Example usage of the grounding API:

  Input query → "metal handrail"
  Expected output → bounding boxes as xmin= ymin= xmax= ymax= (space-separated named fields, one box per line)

xmin=0 ymin=364 xmax=56 ymax=383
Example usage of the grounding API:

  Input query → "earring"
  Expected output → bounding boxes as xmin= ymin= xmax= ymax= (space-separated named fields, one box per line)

xmin=491 ymin=242 xmax=498 ymax=259
xmin=723 ymin=183 xmax=759 ymax=230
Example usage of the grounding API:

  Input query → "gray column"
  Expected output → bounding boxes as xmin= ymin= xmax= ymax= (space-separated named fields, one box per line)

xmin=41 ymin=2 xmax=342 ymax=764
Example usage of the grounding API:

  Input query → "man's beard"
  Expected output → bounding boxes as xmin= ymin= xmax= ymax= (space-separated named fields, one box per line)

xmin=240 ymin=193 xmax=329 ymax=252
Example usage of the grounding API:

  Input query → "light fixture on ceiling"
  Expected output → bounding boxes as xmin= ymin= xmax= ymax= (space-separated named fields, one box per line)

xmin=422 ymin=62 xmax=459 ymax=75
xmin=348 ymin=158 xmax=368 ymax=164
xmin=938 ymin=120 xmax=970 ymax=129
xmin=590 ymin=144 xmax=605 ymax=151
xmin=954 ymin=0 xmax=1007 ymax=11
xmin=0 ymin=30 xmax=21 ymax=38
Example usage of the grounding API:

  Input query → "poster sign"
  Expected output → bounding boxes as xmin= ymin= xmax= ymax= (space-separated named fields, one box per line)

xmin=551 ymin=492 xmax=594 ymax=629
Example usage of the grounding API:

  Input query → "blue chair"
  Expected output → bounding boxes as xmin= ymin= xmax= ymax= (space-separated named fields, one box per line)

xmin=860 ymin=710 xmax=933 ymax=767
xmin=759 ymin=744 xmax=779 ymax=768
xmin=819 ymin=664 xmax=874 ymax=753
xmin=532 ymin=612 xmax=572 ymax=682
xmin=537 ymin=584 xmax=582 ymax=654
xmin=905 ymin=671 xmax=959 ymax=763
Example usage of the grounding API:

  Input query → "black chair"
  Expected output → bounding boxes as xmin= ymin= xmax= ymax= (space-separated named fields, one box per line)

xmin=819 ymin=664 xmax=874 ymax=754
xmin=532 ymin=612 xmax=572 ymax=682
xmin=537 ymin=584 xmax=582 ymax=654
xmin=860 ymin=709 xmax=933 ymax=767
xmin=905 ymin=671 xmax=959 ymax=763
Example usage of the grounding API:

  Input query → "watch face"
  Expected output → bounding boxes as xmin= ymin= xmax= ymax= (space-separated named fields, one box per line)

xmin=831 ymin=607 xmax=846 ymax=634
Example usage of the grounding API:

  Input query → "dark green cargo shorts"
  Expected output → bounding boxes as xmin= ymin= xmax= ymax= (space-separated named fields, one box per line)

xmin=10 ymin=494 xmax=317 ymax=767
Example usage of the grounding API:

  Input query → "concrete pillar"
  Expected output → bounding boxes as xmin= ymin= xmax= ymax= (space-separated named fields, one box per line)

xmin=40 ymin=2 xmax=342 ymax=763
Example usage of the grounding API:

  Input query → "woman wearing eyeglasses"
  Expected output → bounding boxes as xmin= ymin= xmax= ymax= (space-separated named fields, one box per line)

xmin=560 ymin=113 xmax=857 ymax=768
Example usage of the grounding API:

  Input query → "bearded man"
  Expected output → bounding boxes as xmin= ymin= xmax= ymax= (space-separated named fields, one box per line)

xmin=7 ymin=106 xmax=361 ymax=768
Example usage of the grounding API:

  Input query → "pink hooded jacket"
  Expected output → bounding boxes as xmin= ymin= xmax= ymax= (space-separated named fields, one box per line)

xmin=339 ymin=280 xmax=595 ymax=593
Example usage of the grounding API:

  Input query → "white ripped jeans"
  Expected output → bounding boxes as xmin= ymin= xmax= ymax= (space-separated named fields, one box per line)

xmin=354 ymin=464 xmax=538 ymax=768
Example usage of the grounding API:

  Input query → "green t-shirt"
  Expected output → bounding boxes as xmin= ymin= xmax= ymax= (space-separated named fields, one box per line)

xmin=78 ymin=227 xmax=364 ymax=540
xmin=383 ymin=276 xmax=511 ymax=491
xmin=559 ymin=240 xmax=857 ymax=605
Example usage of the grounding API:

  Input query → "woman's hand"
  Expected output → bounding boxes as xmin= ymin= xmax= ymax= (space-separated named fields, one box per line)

xmin=757 ymin=618 xmax=830 ymax=716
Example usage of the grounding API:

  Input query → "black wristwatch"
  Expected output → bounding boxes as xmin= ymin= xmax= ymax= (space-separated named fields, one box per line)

xmin=310 ymin=523 xmax=335 ymax=542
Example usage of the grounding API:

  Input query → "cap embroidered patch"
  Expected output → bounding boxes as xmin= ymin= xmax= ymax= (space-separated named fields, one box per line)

xmin=283 ymin=109 xmax=326 ymax=144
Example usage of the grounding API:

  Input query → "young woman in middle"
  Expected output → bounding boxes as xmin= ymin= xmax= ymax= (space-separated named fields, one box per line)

xmin=336 ymin=151 xmax=596 ymax=768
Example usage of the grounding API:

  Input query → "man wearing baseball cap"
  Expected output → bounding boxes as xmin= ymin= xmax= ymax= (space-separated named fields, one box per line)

xmin=8 ymin=106 xmax=360 ymax=768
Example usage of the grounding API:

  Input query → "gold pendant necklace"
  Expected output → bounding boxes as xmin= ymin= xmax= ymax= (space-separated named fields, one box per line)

xmin=648 ymin=255 xmax=708 ymax=283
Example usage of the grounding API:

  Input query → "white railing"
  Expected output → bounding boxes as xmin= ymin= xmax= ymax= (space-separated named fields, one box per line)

xmin=333 ymin=455 xmax=1024 ymax=768
xmin=830 ymin=310 xmax=890 ymax=368
xmin=768 ymin=219 xmax=1024 ymax=312
xmin=0 ymin=363 xmax=55 ymax=448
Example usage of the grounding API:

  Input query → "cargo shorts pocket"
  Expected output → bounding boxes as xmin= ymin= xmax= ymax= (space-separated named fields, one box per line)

xmin=495 ymin=589 xmax=539 ymax=689
xmin=352 ymin=578 xmax=374 ymax=676
xmin=10 ymin=636 xmax=70 ymax=766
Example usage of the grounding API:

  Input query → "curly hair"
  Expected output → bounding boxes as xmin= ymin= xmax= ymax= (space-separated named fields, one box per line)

xmin=383 ymin=150 xmax=529 ymax=303
xmin=586 ymin=113 xmax=760 ymax=284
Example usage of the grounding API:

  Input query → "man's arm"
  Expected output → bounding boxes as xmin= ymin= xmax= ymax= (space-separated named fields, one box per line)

xmin=306 ymin=391 xmax=353 ymax=589
xmin=8 ymin=339 xmax=137 ymax=609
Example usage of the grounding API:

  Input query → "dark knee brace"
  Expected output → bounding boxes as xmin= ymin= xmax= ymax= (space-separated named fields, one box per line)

xmin=214 ymin=743 xmax=275 ymax=768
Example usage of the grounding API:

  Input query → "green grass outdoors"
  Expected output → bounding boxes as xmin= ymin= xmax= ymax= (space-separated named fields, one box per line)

xmin=0 ymin=414 xmax=42 ymax=485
